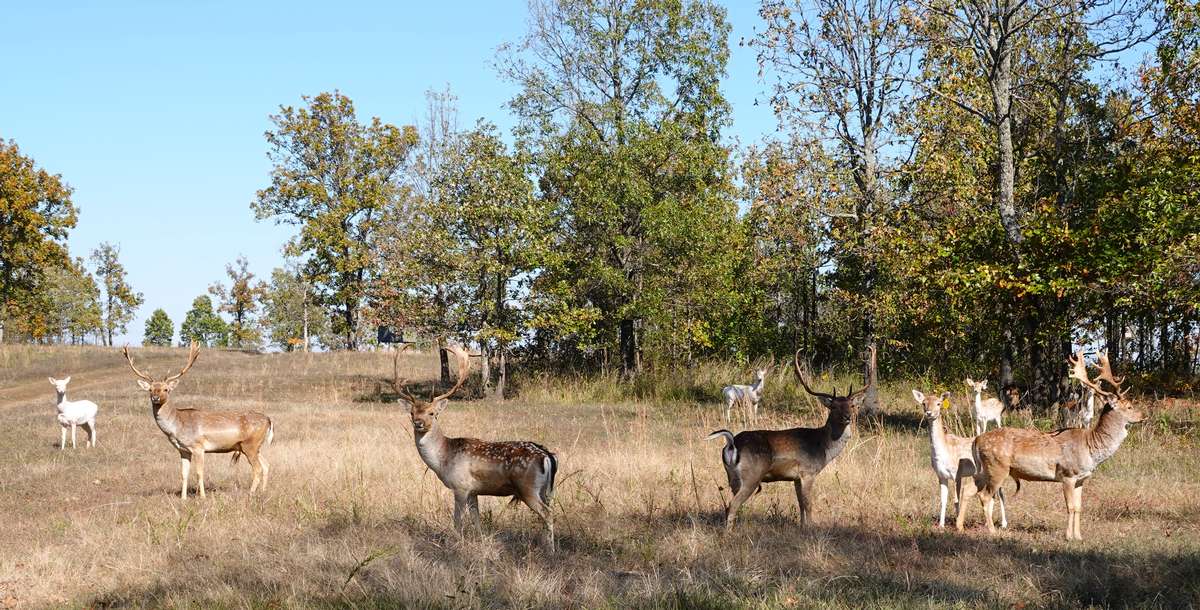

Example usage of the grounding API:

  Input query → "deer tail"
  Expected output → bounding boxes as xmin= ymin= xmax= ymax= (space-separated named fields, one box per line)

xmin=705 ymin=430 xmax=738 ymax=467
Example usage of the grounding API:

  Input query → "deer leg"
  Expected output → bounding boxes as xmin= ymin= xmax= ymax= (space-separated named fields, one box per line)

xmin=60 ymin=426 xmax=66 ymax=450
xmin=452 ymin=490 xmax=470 ymax=533
xmin=468 ymin=494 xmax=482 ymax=532
xmin=86 ymin=420 xmax=96 ymax=447
xmin=938 ymin=480 xmax=950 ymax=528
xmin=724 ymin=399 xmax=732 ymax=422
xmin=725 ymin=470 xmax=762 ymax=530
xmin=71 ymin=423 xmax=77 ymax=449
xmin=981 ymin=485 xmax=998 ymax=534
xmin=1071 ymin=481 xmax=1084 ymax=541
xmin=180 ymin=457 xmax=191 ymax=499
xmin=997 ymin=485 xmax=1008 ymax=529
xmin=518 ymin=490 xmax=555 ymax=550
xmin=794 ymin=476 xmax=814 ymax=527
xmin=194 ymin=449 xmax=207 ymax=499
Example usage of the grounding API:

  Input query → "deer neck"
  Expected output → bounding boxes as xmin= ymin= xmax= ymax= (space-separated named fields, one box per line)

xmin=823 ymin=415 xmax=853 ymax=460
xmin=414 ymin=421 xmax=450 ymax=471
xmin=1084 ymin=406 xmax=1130 ymax=466
xmin=54 ymin=390 xmax=66 ymax=409
xmin=927 ymin=415 xmax=949 ymax=448
xmin=973 ymin=390 xmax=983 ymax=412
xmin=751 ymin=377 xmax=764 ymax=394
xmin=152 ymin=401 xmax=182 ymax=439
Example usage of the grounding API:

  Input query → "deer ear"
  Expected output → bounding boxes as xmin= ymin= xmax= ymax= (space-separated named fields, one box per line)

xmin=981 ymin=380 xmax=989 ymax=389
xmin=817 ymin=396 xmax=834 ymax=408
xmin=48 ymin=377 xmax=56 ymax=385
xmin=911 ymin=389 xmax=925 ymax=403
xmin=166 ymin=379 xmax=180 ymax=390
xmin=432 ymin=398 xmax=450 ymax=412
xmin=964 ymin=378 xmax=973 ymax=387
xmin=137 ymin=380 xmax=152 ymax=391
xmin=64 ymin=376 xmax=71 ymax=384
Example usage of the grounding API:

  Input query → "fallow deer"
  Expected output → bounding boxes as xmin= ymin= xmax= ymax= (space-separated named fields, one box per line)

xmin=123 ymin=344 xmax=274 ymax=499
xmin=721 ymin=366 xmax=770 ymax=421
xmin=393 ymin=344 xmax=558 ymax=548
xmin=706 ymin=348 xmax=871 ymax=529
xmin=48 ymin=377 xmax=98 ymax=449
xmin=956 ymin=351 xmax=1144 ymax=540
xmin=912 ymin=389 xmax=1006 ymax=528
xmin=964 ymin=378 xmax=1004 ymax=434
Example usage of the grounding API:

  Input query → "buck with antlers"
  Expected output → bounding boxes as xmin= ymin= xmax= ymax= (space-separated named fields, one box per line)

xmin=123 ymin=344 xmax=274 ymax=499
xmin=707 ymin=348 xmax=871 ymax=529
xmin=956 ymin=351 xmax=1144 ymax=540
xmin=393 ymin=345 xmax=558 ymax=548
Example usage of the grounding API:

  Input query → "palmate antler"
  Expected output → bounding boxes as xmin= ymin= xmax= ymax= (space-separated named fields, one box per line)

xmin=1068 ymin=350 xmax=1127 ymax=399
xmin=392 ymin=343 xmax=472 ymax=404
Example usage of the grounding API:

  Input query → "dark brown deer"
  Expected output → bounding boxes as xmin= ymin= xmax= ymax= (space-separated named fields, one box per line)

xmin=393 ymin=344 xmax=558 ymax=548
xmin=123 ymin=344 xmax=274 ymax=499
xmin=957 ymin=351 xmax=1144 ymax=540
xmin=707 ymin=348 xmax=872 ymax=529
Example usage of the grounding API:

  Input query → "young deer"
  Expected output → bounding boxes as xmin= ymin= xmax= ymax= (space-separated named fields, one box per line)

xmin=964 ymin=378 xmax=1004 ymax=434
xmin=957 ymin=351 xmax=1144 ymax=540
xmin=394 ymin=344 xmax=558 ymax=548
xmin=721 ymin=366 xmax=769 ymax=421
xmin=123 ymin=344 xmax=274 ymax=499
xmin=48 ymin=377 xmax=98 ymax=449
xmin=912 ymin=389 xmax=1006 ymax=528
xmin=707 ymin=348 xmax=870 ymax=529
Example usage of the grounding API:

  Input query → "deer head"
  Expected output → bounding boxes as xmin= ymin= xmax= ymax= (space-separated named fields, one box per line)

xmin=48 ymin=377 xmax=72 ymax=394
xmin=123 ymin=343 xmax=200 ymax=409
xmin=1068 ymin=351 xmax=1143 ymax=424
xmin=393 ymin=344 xmax=471 ymax=434
xmin=965 ymin=378 xmax=988 ymax=394
xmin=792 ymin=348 xmax=872 ymax=426
xmin=912 ymin=389 xmax=952 ymax=420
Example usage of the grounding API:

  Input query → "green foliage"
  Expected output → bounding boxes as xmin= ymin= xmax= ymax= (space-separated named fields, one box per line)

xmin=143 ymin=308 xmax=174 ymax=347
xmin=262 ymin=261 xmax=325 ymax=351
xmin=209 ymin=255 xmax=265 ymax=349
xmin=180 ymin=295 xmax=227 ymax=347
xmin=90 ymin=242 xmax=143 ymax=346
xmin=253 ymin=91 xmax=418 ymax=350
xmin=43 ymin=257 xmax=103 ymax=344
xmin=0 ymin=139 xmax=76 ymax=343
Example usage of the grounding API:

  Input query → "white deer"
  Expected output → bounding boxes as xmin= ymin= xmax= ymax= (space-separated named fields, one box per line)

xmin=912 ymin=388 xmax=1006 ymax=528
xmin=964 ymin=378 xmax=1004 ymax=434
xmin=48 ymin=377 xmax=98 ymax=449
xmin=722 ymin=367 xmax=769 ymax=421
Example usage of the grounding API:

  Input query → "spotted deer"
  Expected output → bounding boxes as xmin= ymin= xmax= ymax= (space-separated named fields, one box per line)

xmin=123 ymin=344 xmax=274 ymax=499
xmin=957 ymin=351 xmax=1144 ymax=540
xmin=706 ymin=347 xmax=871 ymax=529
xmin=964 ymin=378 xmax=1004 ymax=434
xmin=393 ymin=344 xmax=558 ymax=548
xmin=912 ymin=389 xmax=1006 ymax=528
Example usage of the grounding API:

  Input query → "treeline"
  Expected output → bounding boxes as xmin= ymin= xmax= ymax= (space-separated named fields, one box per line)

xmin=2 ymin=0 xmax=1197 ymax=409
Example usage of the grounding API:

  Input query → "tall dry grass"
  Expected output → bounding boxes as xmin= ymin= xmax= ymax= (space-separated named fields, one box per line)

xmin=0 ymin=344 xmax=1197 ymax=609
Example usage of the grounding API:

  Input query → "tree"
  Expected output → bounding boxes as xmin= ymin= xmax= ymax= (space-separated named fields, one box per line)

xmin=209 ymin=255 xmax=266 ymax=349
xmin=500 ymin=0 xmax=739 ymax=375
xmin=262 ymin=260 xmax=325 ymax=351
xmin=253 ymin=91 xmax=418 ymax=350
xmin=180 ymin=295 xmax=228 ymax=347
xmin=43 ymin=257 xmax=102 ymax=344
xmin=143 ymin=309 xmax=174 ymax=347
xmin=753 ymin=0 xmax=916 ymax=415
xmin=436 ymin=121 xmax=552 ymax=397
xmin=0 ymin=139 xmax=76 ymax=343
xmin=90 ymin=242 xmax=143 ymax=346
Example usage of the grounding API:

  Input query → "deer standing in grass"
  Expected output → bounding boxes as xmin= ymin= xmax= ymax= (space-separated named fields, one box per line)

xmin=721 ymin=366 xmax=769 ymax=421
xmin=707 ymin=348 xmax=871 ymax=529
xmin=393 ymin=344 xmax=558 ymax=548
xmin=123 ymin=344 xmax=273 ymax=499
xmin=48 ymin=377 xmax=98 ymax=449
xmin=965 ymin=378 xmax=1005 ymax=434
xmin=912 ymin=389 xmax=1006 ymax=529
xmin=956 ymin=351 xmax=1144 ymax=540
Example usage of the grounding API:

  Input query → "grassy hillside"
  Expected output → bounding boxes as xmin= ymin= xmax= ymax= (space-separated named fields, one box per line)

xmin=1 ymin=345 xmax=1197 ymax=608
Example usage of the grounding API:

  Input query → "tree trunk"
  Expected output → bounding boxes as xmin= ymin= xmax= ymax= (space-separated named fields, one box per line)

xmin=343 ymin=303 xmax=357 ymax=351
xmin=480 ymin=343 xmax=492 ymax=395
xmin=991 ymin=14 xmax=1023 ymax=247
xmin=619 ymin=318 xmax=638 ymax=378
xmin=493 ymin=347 xmax=507 ymax=400
xmin=861 ymin=338 xmax=880 ymax=417
xmin=301 ymin=295 xmax=309 ymax=352
xmin=0 ymin=319 xmax=4 ymax=344
xmin=1000 ymin=327 xmax=1015 ymax=408
xmin=438 ymin=339 xmax=450 ymax=385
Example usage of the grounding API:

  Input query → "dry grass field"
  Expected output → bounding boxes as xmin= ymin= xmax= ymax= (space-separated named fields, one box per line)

xmin=1 ymin=345 xmax=1198 ymax=609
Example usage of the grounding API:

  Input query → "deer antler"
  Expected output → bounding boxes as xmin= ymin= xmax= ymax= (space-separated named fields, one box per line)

xmin=1095 ymin=352 xmax=1127 ymax=395
xmin=793 ymin=348 xmax=838 ymax=401
xmin=165 ymin=342 xmax=201 ymax=382
xmin=1068 ymin=351 xmax=1113 ymax=398
xmin=431 ymin=344 xmax=471 ymax=403
xmin=391 ymin=344 xmax=421 ymax=404
xmin=848 ymin=345 xmax=876 ymax=399
xmin=122 ymin=345 xmax=156 ymax=383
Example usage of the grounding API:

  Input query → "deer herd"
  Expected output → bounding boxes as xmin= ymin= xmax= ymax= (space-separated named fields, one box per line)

xmin=41 ymin=342 xmax=1145 ymax=548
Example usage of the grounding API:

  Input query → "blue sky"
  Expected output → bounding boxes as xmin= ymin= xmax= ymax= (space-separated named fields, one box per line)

xmin=1 ymin=1 xmax=776 ymax=345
